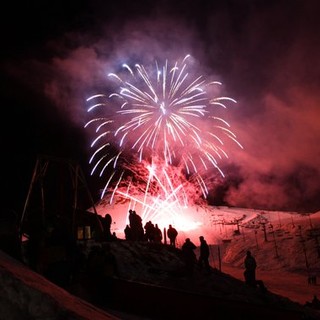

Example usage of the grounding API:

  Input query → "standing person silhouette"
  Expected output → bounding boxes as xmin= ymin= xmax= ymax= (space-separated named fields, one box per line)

xmin=244 ymin=250 xmax=257 ymax=287
xmin=198 ymin=236 xmax=210 ymax=273
xmin=101 ymin=213 xmax=112 ymax=241
xmin=181 ymin=238 xmax=197 ymax=276
xmin=167 ymin=224 xmax=178 ymax=247
xmin=154 ymin=224 xmax=163 ymax=243
xmin=129 ymin=210 xmax=144 ymax=241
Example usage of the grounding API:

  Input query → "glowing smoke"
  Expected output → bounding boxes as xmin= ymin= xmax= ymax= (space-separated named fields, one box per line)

xmin=85 ymin=55 xmax=242 ymax=228
xmin=5 ymin=2 xmax=320 ymax=216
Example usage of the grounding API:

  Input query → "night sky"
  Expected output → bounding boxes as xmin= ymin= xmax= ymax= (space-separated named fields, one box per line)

xmin=1 ymin=0 xmax=320 ymax=217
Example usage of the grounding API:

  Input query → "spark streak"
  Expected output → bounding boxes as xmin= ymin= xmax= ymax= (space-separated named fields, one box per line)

xmin=85 ymin=55 xmax=242 ymax=227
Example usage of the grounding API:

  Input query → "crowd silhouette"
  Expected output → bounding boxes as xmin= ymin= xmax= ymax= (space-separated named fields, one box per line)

xmin=11 ymin=207 xmax=275 ymax=312
xmin=20 ymin=207 xmax=223 ymax=288
xmin=124 ymin=210 xmax=169 ymax=245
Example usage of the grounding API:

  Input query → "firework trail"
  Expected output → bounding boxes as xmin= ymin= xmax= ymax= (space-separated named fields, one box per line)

xmin=85 ymin=54 xmax=242 ymax=223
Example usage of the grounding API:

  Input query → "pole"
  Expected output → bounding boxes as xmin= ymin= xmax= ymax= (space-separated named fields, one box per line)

xmin=209 ymin=245 xmax=216 ymax=268
xmin=301 ymin=239 xmax=309 ymax=270
xmin=218 ymin=245 xmax=221 ymax=272
xmin=315 ymin=235 xmax=320 ymax=259
xmin=236 ymin=219 xmax=240 ymax=233
xmin=254 ymin=230 xmax=259 ymax=249
xmin=291 ymin=214 xmax=295 ymax=227
xmin=241 ymin=225 xmax=246 ymax=242
xmin=270 ymin=224 xmax=279 ymax=258
xmin=19 ymin=157 xmax=41 ymax=240
xmin=277 ymin=212 xmax=282 ymax=228
xmin=261 ymin=223 xmax=268 ymax=242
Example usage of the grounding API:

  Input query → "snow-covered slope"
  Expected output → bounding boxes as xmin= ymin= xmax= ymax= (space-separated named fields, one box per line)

xmin=93 ymin=196 xmax=320 ymax=273
xmin=0 ymin=250 xmax=119 ymax=320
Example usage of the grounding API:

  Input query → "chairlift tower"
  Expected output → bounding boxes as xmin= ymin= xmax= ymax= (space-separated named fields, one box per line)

xmin=19 ymin=154 xmax=101 ymax=241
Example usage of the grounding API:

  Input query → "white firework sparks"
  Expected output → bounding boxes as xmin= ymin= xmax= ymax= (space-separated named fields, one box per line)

xmin=85 ymin=54 xmax=242 ymax=226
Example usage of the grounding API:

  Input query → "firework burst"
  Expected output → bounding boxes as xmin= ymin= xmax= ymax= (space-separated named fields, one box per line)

xmin=85 ymin=54 xmax=242 ymax=226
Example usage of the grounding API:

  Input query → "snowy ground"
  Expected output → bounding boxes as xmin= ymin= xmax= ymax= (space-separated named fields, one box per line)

xmin=0 ymin=250 xmax=119 ymax=320
xmin=94 ymin=197 xmax=320 ymax=264
xmin=1 ymin=204 xmax=319 ymax=319
xmin=93 ymin=198 xmax=320 ymax=305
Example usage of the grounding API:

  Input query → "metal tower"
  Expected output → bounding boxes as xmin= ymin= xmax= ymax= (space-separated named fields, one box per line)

xmin=19 ymin=154 xmax=102 ymax=241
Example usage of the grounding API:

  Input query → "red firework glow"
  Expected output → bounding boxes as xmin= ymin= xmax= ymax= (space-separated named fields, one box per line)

xmin=85 ymin=55 xmax=242 ymax=233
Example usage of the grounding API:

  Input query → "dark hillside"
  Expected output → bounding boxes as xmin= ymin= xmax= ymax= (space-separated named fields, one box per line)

xmin=68 ymin=240 xmax=320 ymax=319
